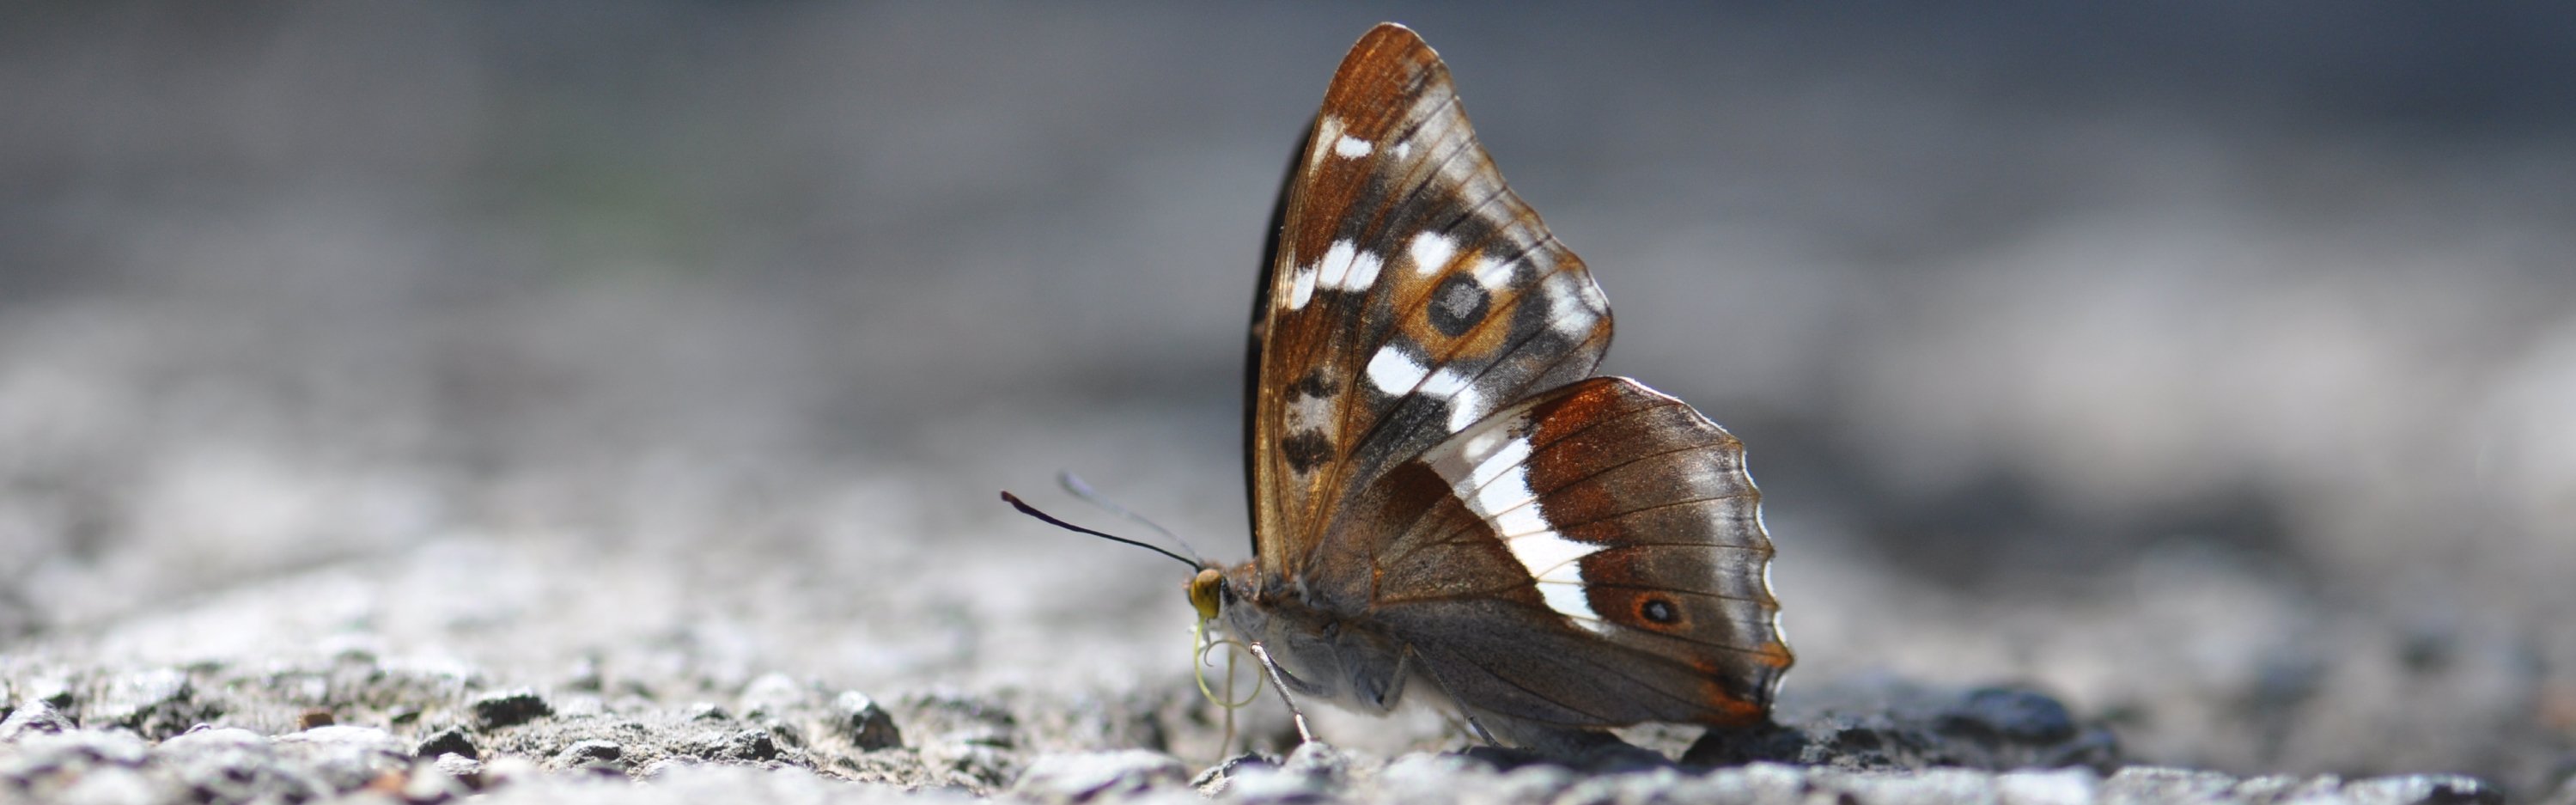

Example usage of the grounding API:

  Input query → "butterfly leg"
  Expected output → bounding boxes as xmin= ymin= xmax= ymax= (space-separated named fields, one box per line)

xmin=1243 ymin=641 xmax=1316 ymax=744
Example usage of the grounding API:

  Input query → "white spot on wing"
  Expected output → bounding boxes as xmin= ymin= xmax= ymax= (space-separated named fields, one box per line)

xmin=1507 ymin=531 xmax=1601 ymax=576
xmin=1428 ymin=427 xmax=1508 ymax=491
xmin=1423 ymin=432 xmax=1608 ymax=631
xmin=1544 ymin=272 xmax=1601 ymax=337
xmin=1314 ymin=241 xmax=1355 ymax=290
xmin=1333 ymin=134 xmax=1373 ymax=158
xmin=1310 ymin=241 xmax=1385 ymax=294
xmin=1364 ymin=346 xmax=1489 ymax=431
xmin=1446 ymin=384 xmax=1484 ymax=431
xmin=1288 ymin=266 xmax=1317 ymax=310
xmin=1392 ymin=141 xmax=1413 ymax=161
xmin=1366 ymin=345 xmax=1428 ymax=396
xmin=1420 ymin=366 xmax=1471 ymax=397
xmin=1510 ymin=524 xmax=1604 ymax=629
xmin=1343 ymin=248 xmax=1384 ymax=292
xmin=1489 ymin=497 xmax=1550 ymax=537
xmin=1310 ymin=116 xmax=1346 ymax=170
xmin=1538 ymin=582 xmax=1602 ymax=627
xmin=1287 ymin=390 xmax=1335 ymax=439
xmin=1465 ymin=436 xmax=1530 ymax=491
xmin=1409 ymin=231 xmax=1457 ymax=276
xmin=1471 ymin=255 xmax=1514 ymax=292
xmin=1418 ymin=367 xmax=1484 ymax=431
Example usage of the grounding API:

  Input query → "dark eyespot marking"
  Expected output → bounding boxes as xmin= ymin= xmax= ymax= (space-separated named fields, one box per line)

xmin=1291 ymin=369 xmax=1340 ymax=399
xmin=1427 ymin=274 xmax=1490 ymax=338
xmin=1641 ymin=598 xmax=1679 ymax=625
xmin=1281 ymin=430 xmax=1334 ymax=474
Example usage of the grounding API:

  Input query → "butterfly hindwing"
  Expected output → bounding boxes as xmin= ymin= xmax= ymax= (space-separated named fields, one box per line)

xmin=1336 ymin=376 xmax=1790 ymax=728
xmin=1250 ymin=24 xmax=1612 ymax=577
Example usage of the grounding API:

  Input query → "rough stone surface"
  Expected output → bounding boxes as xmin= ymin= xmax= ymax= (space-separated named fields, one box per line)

xmin=1010 ymin=749 xmax=1189 ymax=802
xmin=0 ymin=584 xmax=2533 ymax=805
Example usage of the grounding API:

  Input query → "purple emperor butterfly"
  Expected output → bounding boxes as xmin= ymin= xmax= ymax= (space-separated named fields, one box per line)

xmin=1192 ymin=23 xmax=1793 ymax=751
xmin=1011 ymin=22 xmax=1792 ymax=753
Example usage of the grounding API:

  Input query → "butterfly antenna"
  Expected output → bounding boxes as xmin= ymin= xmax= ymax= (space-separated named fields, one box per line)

xmin=1000 ymin=491 xmax=1200 ymax=570
xmin=1056 ymin=471 xmax=1205 ymax=559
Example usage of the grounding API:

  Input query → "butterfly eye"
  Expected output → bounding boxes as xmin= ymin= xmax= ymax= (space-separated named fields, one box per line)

xmin=1186 ymin=568 xmax=1226 ymax=619
xmin=1640 ymin=598 xmax=1680 ymax=625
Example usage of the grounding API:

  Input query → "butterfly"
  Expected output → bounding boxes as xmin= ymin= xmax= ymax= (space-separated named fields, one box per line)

xmin=1011 ymin=21 xmax=1791 ymax=754
xmin=1167 ymin=22 xmax=1797 ymax=753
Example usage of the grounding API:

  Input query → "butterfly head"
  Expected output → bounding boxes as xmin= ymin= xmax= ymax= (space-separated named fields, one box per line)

xmin=1185 ymin=561 xmax=1268 ymax=623
xmin=1184 ymin=565 xmax=1227 ymax=622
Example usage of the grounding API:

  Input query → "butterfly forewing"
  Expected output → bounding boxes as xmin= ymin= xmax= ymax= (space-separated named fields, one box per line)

xmin=1251 ymin=24 xmax=1612 ymax=576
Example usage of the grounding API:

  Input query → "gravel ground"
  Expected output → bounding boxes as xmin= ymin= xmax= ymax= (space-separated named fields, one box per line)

xmin=5 ymin=4 xmax=2575 ymax=803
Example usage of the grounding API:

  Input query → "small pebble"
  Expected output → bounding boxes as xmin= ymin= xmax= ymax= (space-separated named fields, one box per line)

xmin=1191 ymin=752 xmax=1274 ymax=796
xmin=552 ymin=738 xmax=625 ymax=770
xmin=712 ymin=728 xmax=781 ymax=762
xmin=414 ymin=725 xmax=478 ymax=760
xmin=470 ymin=688 xmax=553 ymax=730
xmin=295 ymin=709 xmax=335 ymax=729
xmin=431 ymin=751 xmax=484 ymax=784
xmin=684 ymin=701 xmax=731 ymax=722
xmin=0 ymin=699 xmax=75 ymax=741
xmin=1282 ymin=741 xmax=1349 ymax=780
xmin=831 ymin=690 xmax=904 ymax=750
xmin=31 ymin=678 xmax=74 ymax=710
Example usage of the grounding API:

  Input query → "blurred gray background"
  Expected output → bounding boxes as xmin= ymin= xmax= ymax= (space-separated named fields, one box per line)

xmin=4 ymin=1 xmax=2573 ymax=793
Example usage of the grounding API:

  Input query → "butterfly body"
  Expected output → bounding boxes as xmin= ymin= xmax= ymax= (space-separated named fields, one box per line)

xmin=1210 ymin=564 xmax=1420 ymax=717
xmin=1192 ymin=23 xmax=1793 ymax=752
